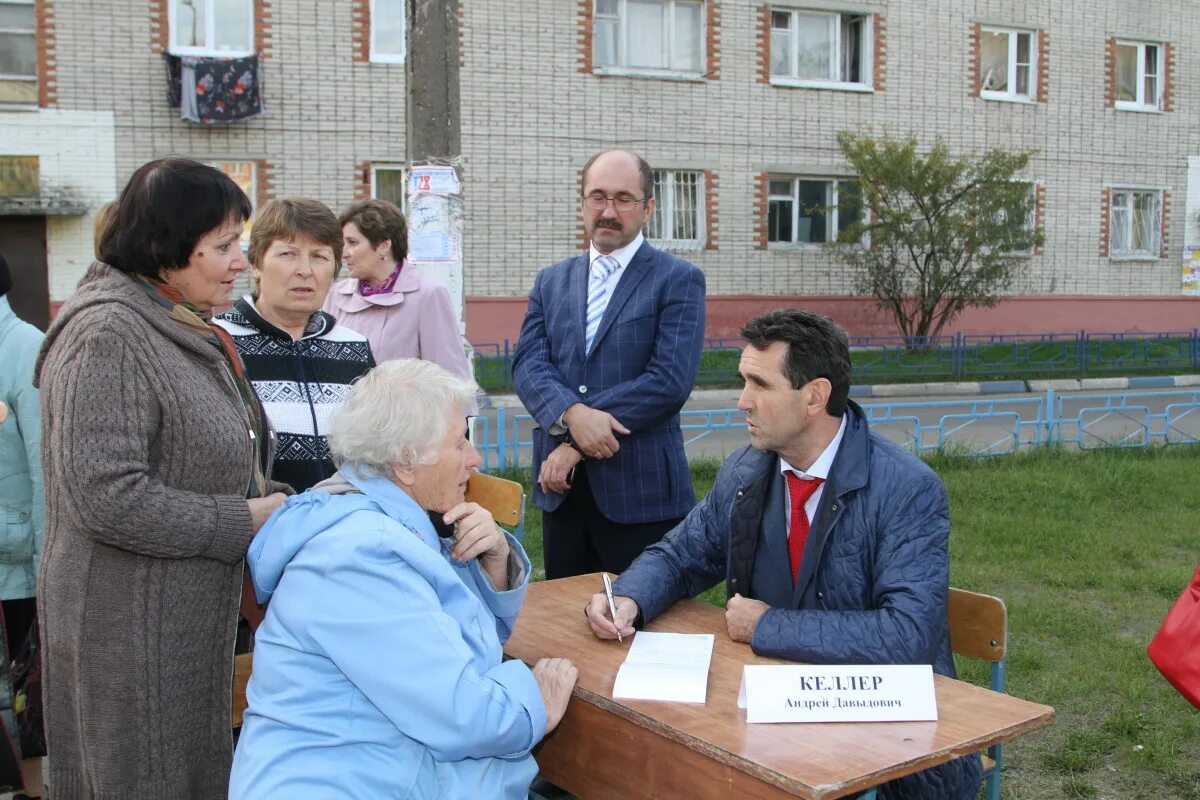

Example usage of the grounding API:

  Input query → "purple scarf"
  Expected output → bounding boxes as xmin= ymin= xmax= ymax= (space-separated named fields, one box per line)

xmin=359 ymin=262 xmax=403 ymax=297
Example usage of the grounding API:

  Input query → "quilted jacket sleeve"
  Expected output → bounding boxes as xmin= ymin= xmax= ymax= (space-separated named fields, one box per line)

xmin=751 ymin=474 xmax=951 ymax=665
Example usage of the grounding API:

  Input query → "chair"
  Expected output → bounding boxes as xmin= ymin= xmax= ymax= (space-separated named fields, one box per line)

xmin=947 ymin=587 xmax=1008 ymax=800
xmin=231 ymin=652 xmax=253 ymax=728
xmin=464 ymin=472 xmax=526 ymax=542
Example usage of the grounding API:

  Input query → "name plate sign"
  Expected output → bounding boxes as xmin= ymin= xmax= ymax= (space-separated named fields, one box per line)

xmin=737 ymin=664 xmax=938 ymax=723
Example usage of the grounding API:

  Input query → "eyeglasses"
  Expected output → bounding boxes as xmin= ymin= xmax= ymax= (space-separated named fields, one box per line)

xmin=581 ymin=193 xmax=648 ymax=213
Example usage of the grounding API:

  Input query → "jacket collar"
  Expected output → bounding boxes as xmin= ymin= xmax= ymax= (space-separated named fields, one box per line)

xmin=330 ymin=265 xmax=422 ymax=311
xmin=580 ymin=239 xmax=656 ymax=357
xmin=230 ymin=296 xmax=333 ymax=340
xmin=340 ymin=463 xmax=441 ymax=551
xmin=0 ymin=296 xmax=15 ymax=332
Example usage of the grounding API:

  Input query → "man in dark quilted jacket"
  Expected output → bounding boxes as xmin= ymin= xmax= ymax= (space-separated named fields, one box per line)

xmin=587 ymin=308 xmax=982 ymax=800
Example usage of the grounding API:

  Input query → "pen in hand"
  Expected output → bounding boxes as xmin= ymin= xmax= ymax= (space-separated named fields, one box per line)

xmin=602 ymin=572 xmax=623 ymax=643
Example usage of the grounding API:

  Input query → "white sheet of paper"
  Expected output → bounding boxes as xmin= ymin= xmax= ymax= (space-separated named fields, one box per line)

xmin=612 ymin=632 xmax=715 ymax=704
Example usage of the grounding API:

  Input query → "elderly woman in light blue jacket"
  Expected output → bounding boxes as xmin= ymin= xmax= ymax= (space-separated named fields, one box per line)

xmin=229 ymin=358 xmax=577 ymax=800
xmin=0 ymin=255 xmax=44 ymax=666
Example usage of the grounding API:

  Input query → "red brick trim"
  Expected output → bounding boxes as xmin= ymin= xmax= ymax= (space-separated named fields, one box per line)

xmin=1036 ymin=29 xmax=1048 ymax=104
xmin=255 ymin=160 xmax=276 ymax=210
xmin=254 ymin=0 xmax=273 ymax=59
xmin=577 ymin=0 xmax=593 ymax=74
xmin=755 ymin=5 xmax=770 ymax=84
xmin=150 ymin=0 xmax=169 ymax=52
xmin=705 ymin=1 xmax=721 ymax=80
xmin=1098 ymin=188 xmax=1111 ymax=257
xmin=352 ymin=0 xmax=371 ymax=63
xmin=35 ymin=0 xmax=57 ymax=107
xmin=1160 ymin=190 xmax=1171 ymax=260
xmin=754 ymin=172 xmax=769 ymax=249
xmin=872 ymin=14 xmax=886 ymax=92
xmin=354 ymin=161 xmax=373 ymax=201
xmin=704 ymin=170 xmax=718 ymax=251
xmin=967 ymin=23 xmax=981 ymax=97
xmin=1033 ymin=183 xmax=1046 ymax=256
xmin=1103 ymin=37 xmax=1116 ymax=109
xmin=1163 ymin=42 xmax=1175 ymax=112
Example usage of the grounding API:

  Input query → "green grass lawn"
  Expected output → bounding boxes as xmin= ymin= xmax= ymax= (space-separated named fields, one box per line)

xmin=476 ymin=336 xmax=1200 ymax=393
xmin=500 ymin=446 xmax=1200 ymax=799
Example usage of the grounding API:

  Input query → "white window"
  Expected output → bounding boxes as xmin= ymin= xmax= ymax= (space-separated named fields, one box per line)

xmin=1115 ymin=41 xmax=1162 ymax=111
xmin=992 ymin=181 xmax=1038 ymax=254
xmin=768 ymin=177 xmax=862 ymax=245
xmin=169 ymin=0 xmax=253 ymax=56
xmin=770 ymin=8 xmax=870 ymax=89
xmin=646 ymin=170 xmax=704 ymax=248
xmin=371 ymin=164 xmax=406 ymax=210
xmin=980 ymin=28 xmax=1036 ymax=102
xmin=594 ymin=0 xmax=703 ymax=76
xmin=1110 ymin=189 xmax=1162 ymax=259
xmin=371 ymin=0 xmax=405 ymax=63
xmin=0 ymin=0 xmax=35 ymax=104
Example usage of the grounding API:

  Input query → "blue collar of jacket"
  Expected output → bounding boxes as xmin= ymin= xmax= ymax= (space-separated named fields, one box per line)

xmin=340 ymin=462 xmax=441 ymax=550
xmin=0 ymin=296 xmax=16 ymax=335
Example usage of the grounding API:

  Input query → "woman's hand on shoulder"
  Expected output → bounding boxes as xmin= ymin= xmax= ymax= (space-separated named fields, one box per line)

xmin=248 ymin=492 xmax=288 ymax=534
xmin=443 ymin=501 xmax=509 ymax=568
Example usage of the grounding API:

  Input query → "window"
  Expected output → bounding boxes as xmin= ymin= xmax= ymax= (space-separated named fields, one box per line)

xmin=770 ymin=8 xmax=870 ymax=88
xmin=169 ymin=0 xmax=253 ymax=56
xmin=371 ymin=164 xmax=406 ymax=210
xmin=646 ymin=170 xmax=703 ymax=248
xmin=992 ymin=181 xmax=1038 ymax=254
xmin=979 ymin=28 xmax=1035 ymax=101
xmin=1115 ymin=41 xmax=1162 ymax=111
xmin=767 ymin=177 xmax=862 ymax=245
xmin=1109 ymin=189 xmax=1162 ymax=259
xmin=371 ymin=0 xmax=405 ymax=63
xmin=594 ymin=0 xmax=703 ymax=75
xmin=0 ymin=0 xmax=36 ymax=104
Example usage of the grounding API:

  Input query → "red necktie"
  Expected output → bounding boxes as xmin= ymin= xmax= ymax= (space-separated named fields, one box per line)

xmin=786 ymin=473 xmax=825 ymax=585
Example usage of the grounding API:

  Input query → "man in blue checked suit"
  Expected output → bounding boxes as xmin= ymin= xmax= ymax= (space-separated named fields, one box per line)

xmin=512 ymin=149 xmax=706 ymax=579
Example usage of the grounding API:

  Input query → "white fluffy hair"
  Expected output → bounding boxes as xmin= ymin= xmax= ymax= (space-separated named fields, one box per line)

xmin=328 ymin=358 xmax=480 ymax=474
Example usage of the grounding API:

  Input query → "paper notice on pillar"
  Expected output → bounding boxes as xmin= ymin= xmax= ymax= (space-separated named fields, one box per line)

xmin=409 ymin=166 xmax=460 ymax=196
xmin=738 ymin=664 xmax=938 ymax=723
xmin=409 ymin=231 xmax=459 ymax=262
xmin=612 ymin=632 xmax=714 ymax=704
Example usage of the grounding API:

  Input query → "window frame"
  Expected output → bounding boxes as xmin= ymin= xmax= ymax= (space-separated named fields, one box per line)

xmin=370 ymin=163 xmax=407 ymax=212
xmin=369 ymin=0 xmax=406 ymax=64
xmin=1114 ymin=40 xmax=1163 ymax=112
xmin=646 ymin=169 xmax=706 ymax=251
xmin=989 ymin=179 xmax=1039 ymax=257
xmin=766 ymin=175 xmax=864 ymax=249
xmin=592 ymin=0 xmax=706 ymax=80
xmin=768 ymin=6 xmax=874 ymax=92
xmin=978 ymin=26 xmax=1037 ymax=104
xmin=0 ymin=0 xmax=36 ymax=84
xmin=167 ymin=0 xmax=254 ymax=58
xmin=1108 ymin=187 xmax=1163 ymax=261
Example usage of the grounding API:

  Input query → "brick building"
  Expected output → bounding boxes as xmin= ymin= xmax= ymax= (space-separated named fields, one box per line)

xmin=3 ymin=0 xmax=1198 ymax=340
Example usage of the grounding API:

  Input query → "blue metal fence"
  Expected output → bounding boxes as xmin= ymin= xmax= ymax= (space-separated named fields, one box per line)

xmin=473 ymin=389 xmax=1200 ymax=471
xmin=471 ymin=330 xmax=1200 ymax=393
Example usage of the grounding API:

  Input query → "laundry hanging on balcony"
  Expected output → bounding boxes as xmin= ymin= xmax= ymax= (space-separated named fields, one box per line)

xmin=163 ymin=53 xmax=265 ymax=125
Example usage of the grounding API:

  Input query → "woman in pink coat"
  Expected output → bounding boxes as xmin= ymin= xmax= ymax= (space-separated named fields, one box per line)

xmin=324 ymin=199 xmax=471 ymax=381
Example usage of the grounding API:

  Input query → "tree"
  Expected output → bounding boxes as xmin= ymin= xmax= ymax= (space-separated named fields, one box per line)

xmin=832 ymin=131 xmax=1043 ymax=344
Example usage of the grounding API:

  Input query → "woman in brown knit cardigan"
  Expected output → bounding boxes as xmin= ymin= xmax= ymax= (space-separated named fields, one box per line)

xmin=35 ymin=159 xmax=290 ymax=799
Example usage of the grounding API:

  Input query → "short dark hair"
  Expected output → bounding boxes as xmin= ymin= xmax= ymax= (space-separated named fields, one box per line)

xmin=740 ymin=309 xmax=852 ymax=416
xmin=249 ymin=198 xmax=344 ymax=273
xmin=338 ymin=199 xmax=408 ymax=263
xmin=580 ymin=150 xmax=654 ymax=200
xmin=98 ymin=158 xmax=252 ymax=278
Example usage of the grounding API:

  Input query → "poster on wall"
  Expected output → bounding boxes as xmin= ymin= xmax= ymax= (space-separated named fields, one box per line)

xmin=208 ymin=161 xmax=256 ymax=247
xmin=1182 ymin=246 xmax=1200 ymax=296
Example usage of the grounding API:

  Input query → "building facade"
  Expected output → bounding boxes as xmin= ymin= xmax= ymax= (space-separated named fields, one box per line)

xmin=3 ymin=0 xmax=1198 ymax=341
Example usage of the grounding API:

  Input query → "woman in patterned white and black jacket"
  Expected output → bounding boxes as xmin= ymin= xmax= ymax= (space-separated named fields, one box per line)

xmin=216 ymin=198 xmax=376 ymax=493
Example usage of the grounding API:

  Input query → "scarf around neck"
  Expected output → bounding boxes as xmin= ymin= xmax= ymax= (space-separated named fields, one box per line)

xmin=358 ymin=261 xmax=403 ymax=297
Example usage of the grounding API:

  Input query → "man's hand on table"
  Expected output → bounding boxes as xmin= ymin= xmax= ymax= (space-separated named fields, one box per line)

xmin=725 ymin=594 xmax=770 ymax=643
xmin=564 ymin=403 xmax=629 ymax=459
xmin=586 ymin=592 xmax=639 ymax=640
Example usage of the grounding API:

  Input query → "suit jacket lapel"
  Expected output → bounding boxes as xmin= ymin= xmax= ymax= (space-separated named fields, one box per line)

xmin=569 ymin=253 xmax=589 ymax=359
xmin=588 ymin=240 xmax=654 ymax=356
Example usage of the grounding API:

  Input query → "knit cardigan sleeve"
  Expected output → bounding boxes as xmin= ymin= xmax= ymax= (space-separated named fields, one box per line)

xmin=47 ymin=323 xmax=254 ymax=564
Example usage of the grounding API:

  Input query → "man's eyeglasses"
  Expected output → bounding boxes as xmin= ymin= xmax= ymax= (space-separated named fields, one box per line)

xmin=581 ymin=193 xmax=648 ymax=213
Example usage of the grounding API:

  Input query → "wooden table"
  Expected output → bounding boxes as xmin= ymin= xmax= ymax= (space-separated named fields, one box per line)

xmin=504 ymin=574 xmax=1054 ymax=800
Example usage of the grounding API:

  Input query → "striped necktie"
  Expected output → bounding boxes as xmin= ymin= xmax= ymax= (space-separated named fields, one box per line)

xmin=585 ymin=254 xmax=620 ymax=354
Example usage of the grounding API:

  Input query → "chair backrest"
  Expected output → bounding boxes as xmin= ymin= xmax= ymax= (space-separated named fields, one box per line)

xmin=464 ymin=472 xmax=524 ymax=528
xmin=232 ymin=652 xmax=253 ymax=728
xmin=947 ymin=587 xmax=1007 ymax=663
